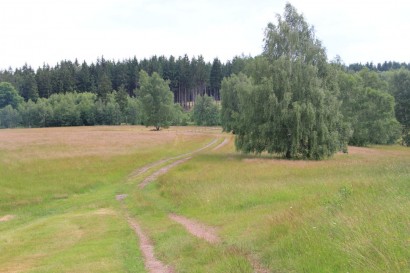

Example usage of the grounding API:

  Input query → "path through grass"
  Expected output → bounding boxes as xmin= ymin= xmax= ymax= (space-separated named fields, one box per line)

xmin=1 ymin=126 xmax=409 ymax=272
xmin=0 ymin=126 xmax=218 ymax=272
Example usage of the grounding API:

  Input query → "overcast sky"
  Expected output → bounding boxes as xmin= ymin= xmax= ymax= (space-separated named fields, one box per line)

xmin=1 ymin=0 xmax=409 ymax=70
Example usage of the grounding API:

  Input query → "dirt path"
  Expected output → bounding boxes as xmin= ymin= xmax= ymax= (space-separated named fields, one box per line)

xmin=168 ymin=213 xmax=220 ymax=244
xmin=139 ymin=157 xmax=191 ymax=189
xmin=212 ymin=137 xmax=230 ymax=151
xmin=129 ymin=138 xmax=219 ymax=181
xmin=128 ymin=158 xmax=171 ymax=179
xmin=0 ymin=215 xmax=15 ymax=222
xmin=127 ymin=216 xmax=174 ymax=273
xmin=137 ymin=138 xmax=220 ymax=189
xmin=168 ymin=213 xmax=270 ymax=273
xmin=116 ymin=194 xmax=173 ymax=273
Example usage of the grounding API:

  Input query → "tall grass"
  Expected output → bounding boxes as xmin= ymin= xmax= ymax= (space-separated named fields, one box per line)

xmin=1 ymin=126 xmax=408 ymax=272
xmin=128 ymin=142 xmax=410 ymax=272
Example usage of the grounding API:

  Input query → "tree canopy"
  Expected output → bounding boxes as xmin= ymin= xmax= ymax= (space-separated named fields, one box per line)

xmin=192 ymin=94 xmax=220 ymax=126
xmin=222 ymin=3 xmax=346 ymax=159
xmin=389 ymin=69 xmax=410 ymax=145
xmin=137 ymin=70 xmax=176 ymax=130
xmin=0 ymin=82 xmax=23 ymax=109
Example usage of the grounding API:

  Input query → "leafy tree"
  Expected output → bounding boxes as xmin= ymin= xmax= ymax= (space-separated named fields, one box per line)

xmin=19 ymin=98 xmax=52 ymax=127
xmin=192 ymin=94 xmax=219 ymax=126
xmin=358 ymin=68 xmax=388 ymax=91
xmin=389 ymin=69 xmax=410 ymax=145
xmin=136 ymin=70 xmax=175 ymax=130
xmin=115 ymin=85 xmax=129 ymax=114
xmin=48 ymin=93 xmax=81 ymax=126
xmin=125 ymin=97 xmax=142 ymax=125
xmin=0 ymin=105 xmax=21 ymax=128
xmin=224 ymin=4 xmax=346 ymax=159
xmin=77 ymin=92 xmax=97 ymax=125
xmin=104 ymin=93 xmax=122 ymax=125
xmin=0 ymin=82 xmax=23 ymax=108
xmin=220 ymin=73 xmax=253 ymax=133
xmin=338 ymin=70 xmax=401 ymax=146
xmin=171 ymin=103 xmax=189 ymax=126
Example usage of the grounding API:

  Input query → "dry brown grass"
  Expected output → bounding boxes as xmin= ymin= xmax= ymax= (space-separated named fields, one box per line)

xmin=0 ymin=126 xmax=221 ymax=162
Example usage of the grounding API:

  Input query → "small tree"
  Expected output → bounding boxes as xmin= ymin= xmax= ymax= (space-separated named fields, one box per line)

xmin=220 ymin=73 xmax=253 ymax=133
xmin=0 ymin=105 xmax=21 ymax=128
xmin=0 ymin=82 xmax=23 ymax=109
xmin=192 ymin=94 xmax=219 ymax=126
xmin=137 ymin=70 xmax=175 ymax=130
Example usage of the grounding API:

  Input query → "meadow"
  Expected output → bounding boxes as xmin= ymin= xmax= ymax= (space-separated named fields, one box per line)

xmin=0 ymin=126 xmax=409 ymax=273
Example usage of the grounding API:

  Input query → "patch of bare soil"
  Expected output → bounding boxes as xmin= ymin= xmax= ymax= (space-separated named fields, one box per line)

xmin=212 ymin=138 xmax=230 ymax=151
xmin=0 ymin=215 xmax=15 ymax=222
xmin=115 ymin=194 xmax=128 ymax=201
xmin=139 ymin=157 xmax=192 ymax=189
xmin=127 ymin=217 xmax=174 ymax=273
xmin=168 ymin=213 xmax=220 ymax=244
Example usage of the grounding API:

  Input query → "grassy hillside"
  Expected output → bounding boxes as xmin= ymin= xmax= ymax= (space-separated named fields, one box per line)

xmin=1 ymin=126 xmax=409 ymax=272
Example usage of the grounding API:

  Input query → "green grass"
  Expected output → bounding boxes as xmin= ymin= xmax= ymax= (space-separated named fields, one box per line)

xmin=0 ymin=126 xmax=217 ymax=272
xmin=125 ymin=143 xmax=410 ymax=272
xmin=1 ymin=126 xmax=409 ymax=272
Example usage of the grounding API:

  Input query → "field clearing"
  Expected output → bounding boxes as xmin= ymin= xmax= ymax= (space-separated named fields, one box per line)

xmin=1 ymin=126 xmax=409 ymax=272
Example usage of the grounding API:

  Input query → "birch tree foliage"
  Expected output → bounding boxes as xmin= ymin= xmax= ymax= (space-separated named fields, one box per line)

xmin=223 ymin=3 xmax=347 ymax=159
xmin=137 ymin=70 xmax=175 ymax=131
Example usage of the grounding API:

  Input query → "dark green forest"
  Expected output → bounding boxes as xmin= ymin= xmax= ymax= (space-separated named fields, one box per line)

xmin=1 ymin=4 xmax=409 ymax=153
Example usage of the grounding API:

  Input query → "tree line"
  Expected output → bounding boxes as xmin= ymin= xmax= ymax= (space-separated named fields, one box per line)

xmin=0 ymin=74 xmax=220 ymax=129
xmin=0 ymin=55 xmax=247 ymax=108
xmin=348 ymin=61 xmax=410 ymax=72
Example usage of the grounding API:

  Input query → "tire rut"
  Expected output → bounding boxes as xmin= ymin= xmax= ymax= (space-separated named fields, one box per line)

xmin=139 ymin=157 xmax=191 ymax=189
xmin=127 ymin=216 xmax=175 ymax=273
xmin=168 ymin=213 xmax=270 ymax=273
xmin=168 ymin=213 xmax=220 ymax=244
xmin=128 ymin=138 xmax=219 ymax=181
xmin=117 ymin=137 xmax=220 ymax=272
xmin=212 ymin=137 xmax=230 ymax=151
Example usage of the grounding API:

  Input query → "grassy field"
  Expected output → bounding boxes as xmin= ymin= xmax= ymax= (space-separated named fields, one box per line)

xmin=0 ymin=126 xmax=218 ymax=272
xmin=1 ymin=126 xmax=409 ymax=272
